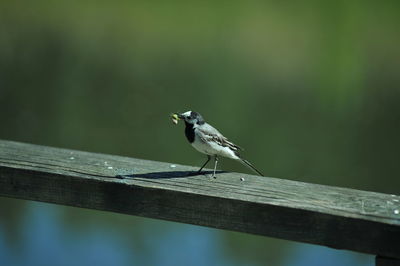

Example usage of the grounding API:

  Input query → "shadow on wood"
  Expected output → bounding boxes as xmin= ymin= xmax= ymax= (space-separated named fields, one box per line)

xmin=116 ymin=170 xmax=227 ymax=179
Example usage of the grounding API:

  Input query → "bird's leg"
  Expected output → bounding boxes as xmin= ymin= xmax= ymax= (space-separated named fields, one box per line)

xmin=197 ymin=155 xmax=211 ymax=174
xmin=212 ymin=155 xmax=218 ymax=179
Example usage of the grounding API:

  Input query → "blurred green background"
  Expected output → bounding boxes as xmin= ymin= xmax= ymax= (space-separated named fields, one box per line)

xmin=0 ymin=1 xmax=399 ymax=265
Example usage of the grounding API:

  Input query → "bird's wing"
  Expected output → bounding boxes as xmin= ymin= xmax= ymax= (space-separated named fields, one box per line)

xmin=196 ymin=123 xmax=243 ymax=151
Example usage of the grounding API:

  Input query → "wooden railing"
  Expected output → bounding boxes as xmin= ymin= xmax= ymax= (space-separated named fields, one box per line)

xmin=0 ymin=140 xmax=399 ymax=265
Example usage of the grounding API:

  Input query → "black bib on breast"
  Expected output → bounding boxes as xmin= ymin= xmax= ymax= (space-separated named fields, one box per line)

xmin=184 ymin=122 xmax=195 ymax=143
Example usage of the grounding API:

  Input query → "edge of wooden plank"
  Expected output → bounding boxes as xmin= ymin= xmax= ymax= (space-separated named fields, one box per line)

xmin=0 ymin=139 xmax=399 ymax=258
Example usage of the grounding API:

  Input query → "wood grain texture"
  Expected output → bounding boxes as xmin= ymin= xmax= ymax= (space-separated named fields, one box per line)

xmin=0 ymin=140 xmax=399 ymax=258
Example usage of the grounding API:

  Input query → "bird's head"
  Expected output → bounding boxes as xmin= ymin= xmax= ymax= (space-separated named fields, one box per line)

xmin=177 ymin=111 xmax=205 ymax=125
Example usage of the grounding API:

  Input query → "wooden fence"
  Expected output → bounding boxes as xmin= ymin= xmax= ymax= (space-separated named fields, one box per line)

xmin=0 ymin=140 xmax=399 ymax=265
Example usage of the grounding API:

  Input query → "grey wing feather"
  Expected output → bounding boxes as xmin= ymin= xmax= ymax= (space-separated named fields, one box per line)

xmin=197 ymin=123 xmax=243 ymax=152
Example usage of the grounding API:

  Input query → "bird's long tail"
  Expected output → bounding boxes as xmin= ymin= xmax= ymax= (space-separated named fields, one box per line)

xmin=239 ymin=158 xmax=264 ymax=176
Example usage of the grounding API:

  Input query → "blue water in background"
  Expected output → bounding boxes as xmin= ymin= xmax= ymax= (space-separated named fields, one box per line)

xmin=0 ymin=201 xmax=373 ymax=266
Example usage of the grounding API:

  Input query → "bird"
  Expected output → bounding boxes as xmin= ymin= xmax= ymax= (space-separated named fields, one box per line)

xmin=172 ymin=111 xmax=263 ymax=178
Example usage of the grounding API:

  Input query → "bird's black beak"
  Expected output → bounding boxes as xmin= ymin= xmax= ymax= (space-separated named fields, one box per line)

xmin=177 ymin=113 xmax=186 ymax=119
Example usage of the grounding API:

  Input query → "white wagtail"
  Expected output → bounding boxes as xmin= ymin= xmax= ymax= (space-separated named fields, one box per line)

xmin=172 ymin=111 xmax=263 ymax=178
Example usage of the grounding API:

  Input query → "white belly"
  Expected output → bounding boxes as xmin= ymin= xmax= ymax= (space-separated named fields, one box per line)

xmin=191 ymin=134 xmax=239 ymax=160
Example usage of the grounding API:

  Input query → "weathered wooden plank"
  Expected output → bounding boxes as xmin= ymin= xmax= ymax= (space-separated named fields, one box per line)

xmin=0 ymin=140 xmax=399 ymax=258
